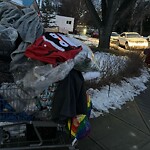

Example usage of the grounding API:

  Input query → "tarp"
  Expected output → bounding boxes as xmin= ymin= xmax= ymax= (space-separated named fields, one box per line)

xmin=0 ymin=96 xmax=33 ymax=121
xmin=10 ymin=0 xmax=34 ymax=7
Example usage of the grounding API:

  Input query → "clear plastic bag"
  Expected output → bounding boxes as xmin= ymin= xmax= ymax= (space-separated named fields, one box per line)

xmin=19 ymin=59 xmax=75 ymax=96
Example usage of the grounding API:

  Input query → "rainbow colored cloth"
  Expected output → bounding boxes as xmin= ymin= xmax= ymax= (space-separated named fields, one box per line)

xmin=68 ymin=94 xmax=92 ymax=145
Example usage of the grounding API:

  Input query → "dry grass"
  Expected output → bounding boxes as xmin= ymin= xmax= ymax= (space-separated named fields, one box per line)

xmin=85 ymin=49 xmax=144 ymax=90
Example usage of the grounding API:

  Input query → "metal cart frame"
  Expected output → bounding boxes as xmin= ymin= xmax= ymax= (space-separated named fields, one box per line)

xmin=0 ymin=121 xmax=78 ymax=150
xmin=0 ymin=83 xmax=79 ymax=150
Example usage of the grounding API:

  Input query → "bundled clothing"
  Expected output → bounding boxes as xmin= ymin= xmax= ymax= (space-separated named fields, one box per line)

xmin=0 ymin=2 xmax=44 ymax=71
xmin=25 ymin=32 xmax=82 ymax=65
xmin=0 ymin=25 xmax=18 ymax=57
xmin=0 ymin=2 xmax=43 ymax=44
xmin=52 ymin=69 xmax=87 ymax=121
xmin=0 ymin=1 xmax=95 ymax=141
xmin=24 ymin=32 xmax=88 ymax=121
xmin=0 ymin=28 xmax=94 ymax=122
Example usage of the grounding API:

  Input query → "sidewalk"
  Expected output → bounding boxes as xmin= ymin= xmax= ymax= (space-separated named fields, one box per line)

xmin=78 ymin=80 xmax=150 ymax=150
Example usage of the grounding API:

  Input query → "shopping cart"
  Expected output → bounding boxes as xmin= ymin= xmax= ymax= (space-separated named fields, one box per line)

xmin=0 ymin=83 xmax=78 ymax=150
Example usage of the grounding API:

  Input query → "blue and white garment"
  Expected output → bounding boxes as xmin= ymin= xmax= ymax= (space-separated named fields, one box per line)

xmin=36 ymin=83 xmax=58 ymax=111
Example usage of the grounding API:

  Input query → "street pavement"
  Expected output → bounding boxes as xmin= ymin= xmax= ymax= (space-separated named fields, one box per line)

xmin=78 ymin=80 xmax=150 ymax=150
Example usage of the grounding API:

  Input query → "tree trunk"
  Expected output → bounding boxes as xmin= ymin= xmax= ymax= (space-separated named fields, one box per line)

xmin=85 ymin=0 xmax=102 ymax=50
xmin=85 ymin=0 xmax=102 ymax=25
xmin=140 ymin=19 xmax=143 ymax=35
xmin=99 ymin=27 xmax=111 ymax=50
xmin=99 ymin=0 xmax=117 ymax=50
xmin=85 ymin=0 xmax=113 ymax=50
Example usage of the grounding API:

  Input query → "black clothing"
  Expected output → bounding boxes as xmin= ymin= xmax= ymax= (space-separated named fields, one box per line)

xmin=52 ymin=69 xmax=87 ymax=121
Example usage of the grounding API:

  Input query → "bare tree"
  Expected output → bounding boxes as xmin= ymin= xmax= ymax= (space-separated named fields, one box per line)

xmin=41 ymin=0 xmax=60 ymax=27
xmin=129 ymin=0 xmax=150 ymax=35
xmin=85 ymin=0 xmax=138 ymax=50
xmin=114 ymin=0 xmax=150 ymax=35
xmin=59 ymin=0 xmax=88 ymax=30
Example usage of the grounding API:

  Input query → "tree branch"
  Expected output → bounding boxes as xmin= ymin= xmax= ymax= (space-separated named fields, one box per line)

xmin=84 ymin=0 xmax=102 ymax=28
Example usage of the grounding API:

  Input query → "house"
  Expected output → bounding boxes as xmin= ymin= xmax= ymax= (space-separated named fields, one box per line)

xmin=55 ymin=15 xmax=74 ymax=33
xmin=7 ymin=1 xmax=74 ymax=33
xmin=45 ymin=15 xmax=74 ymax=34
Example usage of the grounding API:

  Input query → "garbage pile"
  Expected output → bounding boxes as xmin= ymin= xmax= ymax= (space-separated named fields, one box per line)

xmin=0 ymin=1 xmax=102 ymax=141
xmin=0 ymin=2 xmax=99 ymax=122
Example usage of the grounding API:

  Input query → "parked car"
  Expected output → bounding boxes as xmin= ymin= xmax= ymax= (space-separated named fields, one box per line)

xmin=110 ymin=32 xmax=119 ymax=43
xmin=118 ymin=32 xmax=149 ymax=50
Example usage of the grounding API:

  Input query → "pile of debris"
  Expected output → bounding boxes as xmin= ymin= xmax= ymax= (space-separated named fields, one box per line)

xmin=0 ymin=1 xmax=97 ymax=122
xmin=0 ymin=1 xmax=43 ymax=81
xmin=0 ymin=1 xmax=102 ymax=142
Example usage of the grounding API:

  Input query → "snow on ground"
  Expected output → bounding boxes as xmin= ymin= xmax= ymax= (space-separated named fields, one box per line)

xmin=86 ymin=68 xmax=149 ymax=118
xmin=70 ymin=34 xmax=99 ymax=47
xmin=72 ymin=34 xmax=150 ymax=118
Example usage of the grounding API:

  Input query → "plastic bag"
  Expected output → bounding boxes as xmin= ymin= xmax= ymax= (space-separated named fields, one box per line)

xmin=19 ymin=59 xmax=75 ymax=96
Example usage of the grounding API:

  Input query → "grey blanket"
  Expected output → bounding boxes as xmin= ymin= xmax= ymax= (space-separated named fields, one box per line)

xmin=0 ymin=2 xmax=43 ymax=43
xmin=0 ymin=25 xmax=18 ymax=56
xmin=0 ymin=2 xmax=44 ymax=70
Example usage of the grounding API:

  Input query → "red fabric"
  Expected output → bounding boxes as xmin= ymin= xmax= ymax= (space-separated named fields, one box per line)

xmin=25 ymin=35 xmax=82 ymax=65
